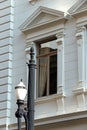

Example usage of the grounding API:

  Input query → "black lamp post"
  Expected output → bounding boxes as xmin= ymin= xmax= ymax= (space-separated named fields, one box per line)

xmin=15 ymin=46 xmax=35 ymax=130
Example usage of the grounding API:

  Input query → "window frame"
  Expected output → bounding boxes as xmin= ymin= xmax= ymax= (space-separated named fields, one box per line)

xmin=36 ymin=38 xmax=57 ymax=98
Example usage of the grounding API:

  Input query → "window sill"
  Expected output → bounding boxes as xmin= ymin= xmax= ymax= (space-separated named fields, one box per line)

xmin=35 ymin=93 xmax=65 ymax=105
xmin=73 ymin=87 xmax=86 ymax=95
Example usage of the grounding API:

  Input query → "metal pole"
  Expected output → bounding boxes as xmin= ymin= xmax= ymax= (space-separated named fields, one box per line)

xmin=27 ymin=46 xmax=35 ymax=130
xmin=15 ymin=100 xmax=23 ymax=130
xmin=18 ymin=118 xmax=21 ymax=130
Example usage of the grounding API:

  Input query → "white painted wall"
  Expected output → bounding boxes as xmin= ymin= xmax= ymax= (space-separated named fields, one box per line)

xmin=0 ymin=0 xmax=14 ymax=129
xmin=1 ymin=0 xmax=87 ymax=130
xmin=10 ymin=0 xmax=79 ymax=123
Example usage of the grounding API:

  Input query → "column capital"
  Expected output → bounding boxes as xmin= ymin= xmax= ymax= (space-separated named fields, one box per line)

xmin=56 ymin=38 xmax=63 ymax=45
xmin=56 ymin=32 xmax=65 ymax=46
xmin=76 ymin=25 xmax=86 ymax=32
xmin=76 ymin=32 xmax=83 ymax=40
xmin=56 ymin=32 xmax=65 ymax=39
xmin=76 ymin=25 xmax=86 ymax=40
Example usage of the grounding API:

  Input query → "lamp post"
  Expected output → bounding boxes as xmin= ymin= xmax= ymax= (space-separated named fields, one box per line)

xmin=15 ymin=46 xmax=35 ymax=130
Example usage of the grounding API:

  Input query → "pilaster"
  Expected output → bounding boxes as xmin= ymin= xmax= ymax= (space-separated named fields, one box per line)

xmin=56 ymin=33 xmax=65 ymax=95
xmin=76 ymin=27 xmax=85 ymax=88
xmin=56 ymin=33 xmax=65 ymax=114
xmin=0 ymin=0 xmax=14 ymax=129
xmin=73 ymin=26 xmax=87 ymax=110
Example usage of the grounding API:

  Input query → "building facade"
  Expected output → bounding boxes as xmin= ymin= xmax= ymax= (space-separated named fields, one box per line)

xmin=0 ymin=0 xmax=87 ymax=129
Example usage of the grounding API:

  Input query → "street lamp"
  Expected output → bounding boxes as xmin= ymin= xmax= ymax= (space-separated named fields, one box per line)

xmin=15 ymin=46 xmax=35 ymax=130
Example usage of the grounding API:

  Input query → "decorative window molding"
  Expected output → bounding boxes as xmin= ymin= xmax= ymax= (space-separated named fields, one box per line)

xmin=68 ymin=0 xmax=87 ymax=112
xmin=19 ymin=6 xmax=65 ymax=35
xmin=20 ymin=6 xmax=66 ymax=118
xmin=73 ymin=26 xmax=86 ymax=111
xmin=35 ymin=93 xmax=66 ymax=115
xmin=68 ymin=0 xmax=87 ymax=15
xmin=56 ymin=34 xmax=65 ymax=95
xmin=56 ymin=33 xmax=65 ymax=114
xmin=71 ymin=0 xmax=87 ymax=110
xmin=76 ymin=27 xmax=85 ymax=89
xmin=73 ymin=0 xmax=87 ymax=90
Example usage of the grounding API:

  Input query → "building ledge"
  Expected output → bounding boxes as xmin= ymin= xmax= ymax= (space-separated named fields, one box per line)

xmin=8 ymin=110 xmax=87 ymax=129
xmin=73 ymin=87 xmax=86 ymax=95
xmin=35 ymin=110 xmax=87 ymax=126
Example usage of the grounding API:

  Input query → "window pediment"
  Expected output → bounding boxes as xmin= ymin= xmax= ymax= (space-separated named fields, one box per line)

xmin=68 ymin=0 xmax=87 ymax=15
xmin=20 ymin=6 xmax=65 ymax=33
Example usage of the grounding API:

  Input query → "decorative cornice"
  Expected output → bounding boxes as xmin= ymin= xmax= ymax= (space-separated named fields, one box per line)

xmin=68 ymin=0 xmax=87 ymax=15
xmin=19 ymin=6 xmax=65 ymax=33
xmin=8 ymin=111 xmax=87 ymax=128
xmin=64 ymin=12 xmax=72 ymax=20
xmin=35 ymin=110 xmax=87 ymax=126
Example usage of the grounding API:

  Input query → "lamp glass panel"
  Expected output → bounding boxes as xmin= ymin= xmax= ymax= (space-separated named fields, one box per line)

xmin=16 ymin=88 xmax=27 ymax=100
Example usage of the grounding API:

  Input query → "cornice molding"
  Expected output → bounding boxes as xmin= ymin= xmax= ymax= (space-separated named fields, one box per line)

xmin=68 ymin=0 xmax=87 ymax=16
xmin=19 ymin=6 xmax=65 ymax=34
xmin=8 ymin=110 xmax=87 ymax=129
xmin=35 ymin=110 xmax=87 ymax=126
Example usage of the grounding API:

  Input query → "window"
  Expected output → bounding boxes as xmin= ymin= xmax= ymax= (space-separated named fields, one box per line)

xmin=36 ymin=38 xmax=57 ymax=97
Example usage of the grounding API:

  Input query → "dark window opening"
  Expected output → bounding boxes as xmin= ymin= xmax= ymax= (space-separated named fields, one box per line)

xmin=36 ymin=38 xmax=57 ymax=97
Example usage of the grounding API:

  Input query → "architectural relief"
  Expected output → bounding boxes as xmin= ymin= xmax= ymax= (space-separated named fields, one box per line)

xmin=19 ymin=6 xmax=66 ymax=117
xmin=20 ymin=6 xmax=64 ymax=32
xmin=1 ymin=0 xmax=87 ymax=129
xmin=28 ymin=0 xmax=37 ymax=4
xmin=68 ymin=0 xmax=87 ymax=14
xmin=20 ymin=6 xmax=65 ymax=48
xmin=74 ymin=26 xmax=87 ymax=110
xmin=69 ymin=0 xmax=87 ymax=110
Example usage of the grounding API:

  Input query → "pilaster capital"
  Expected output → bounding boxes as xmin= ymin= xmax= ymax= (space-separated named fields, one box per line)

xmin=76 ymin=25 xmax=86 ymax=40
xmin=56 ymin=32 xmax=65 ymax=46
xmin=77 ymin=25 xmax=86 ymax=32
xmin=28 ymin=0 xmax=37 ymax=4
xmin=56 ymin=38 xmax=64 ymax=45
xmin=76 ymin=32 xmax=83 ymax=40
xmin=56 ymin=32 xmax=65 ymax=39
